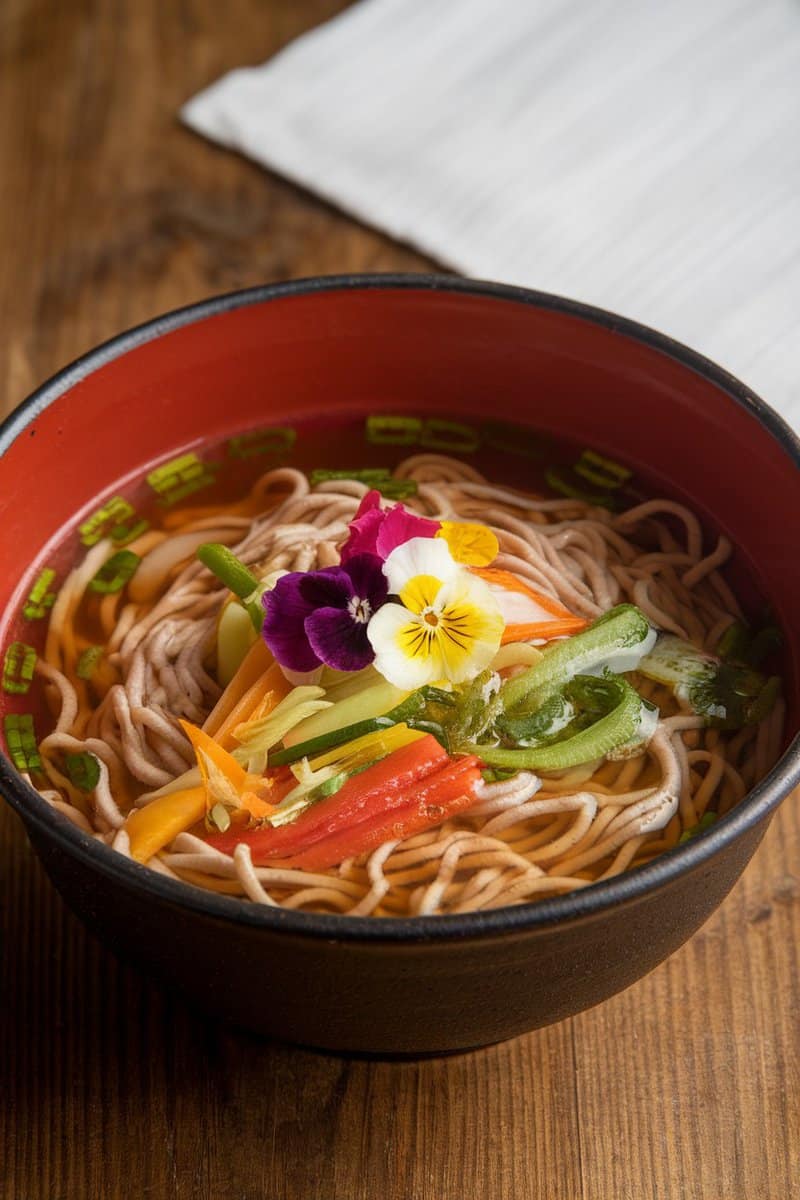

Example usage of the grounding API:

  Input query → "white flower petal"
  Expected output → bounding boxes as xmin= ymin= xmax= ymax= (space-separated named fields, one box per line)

xmin=367 ymin=603 xmax=442 ymax=689
xmin=382 ymin=536 xmax=459 ymax=595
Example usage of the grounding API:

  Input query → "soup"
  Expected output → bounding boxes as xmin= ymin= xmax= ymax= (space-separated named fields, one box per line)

xmin=1 ymin=415 xmax=785 ymax=916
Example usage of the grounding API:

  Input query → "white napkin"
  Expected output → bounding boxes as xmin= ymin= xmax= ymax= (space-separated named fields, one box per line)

xmin=182 ymin=0 xmax=800 ymax=430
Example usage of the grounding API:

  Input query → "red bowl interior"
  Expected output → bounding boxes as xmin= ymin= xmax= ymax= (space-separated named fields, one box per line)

xmin=1 ymin=278 xmax=799 ymax=739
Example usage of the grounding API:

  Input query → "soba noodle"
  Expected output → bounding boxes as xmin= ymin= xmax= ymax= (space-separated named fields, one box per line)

xmin=28 ymin=454 xmax=784 ymax=916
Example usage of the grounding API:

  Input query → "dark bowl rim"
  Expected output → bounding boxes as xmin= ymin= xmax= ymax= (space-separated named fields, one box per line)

xmin=1 ymin=272 xmax=799 ymax=944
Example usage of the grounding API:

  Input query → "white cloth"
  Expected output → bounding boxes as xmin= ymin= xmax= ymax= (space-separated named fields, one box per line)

xmin=182 ymin=0 xmax=800 ymax=429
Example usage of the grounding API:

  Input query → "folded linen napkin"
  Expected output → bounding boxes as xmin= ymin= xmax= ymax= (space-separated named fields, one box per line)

xmin=183 ymin=0 xmax=800 ymax=429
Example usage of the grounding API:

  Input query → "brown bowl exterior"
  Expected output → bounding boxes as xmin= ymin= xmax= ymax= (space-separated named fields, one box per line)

xmin=1 ymin=275 xmax=799 ymax=1054
xmin=22 ymin=806 xmax=770 ymax=1054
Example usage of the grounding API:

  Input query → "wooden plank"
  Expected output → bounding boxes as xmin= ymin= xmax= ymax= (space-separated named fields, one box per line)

xmin=0 ymin=2 xmax=797 ymax=1198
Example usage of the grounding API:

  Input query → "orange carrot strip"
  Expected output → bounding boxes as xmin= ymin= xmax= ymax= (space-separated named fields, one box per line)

xmin=202 ymin=638 xmax=273 ymax=735
xmin=214 ymin=662 xmax=292 ymax=750
xmin=472 ymin=567 xmax=583 ymax=619
xmin=472 ymin=566 xmax=588 ymax=643
xmin=502 ymin=618 xmax=588 ymax=645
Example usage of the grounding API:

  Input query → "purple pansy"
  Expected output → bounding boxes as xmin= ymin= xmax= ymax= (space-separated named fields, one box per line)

xmin=339 ymin=490 xmax=440 ymax=564
xmin=262 ymin=553 xmax=389 ymax=673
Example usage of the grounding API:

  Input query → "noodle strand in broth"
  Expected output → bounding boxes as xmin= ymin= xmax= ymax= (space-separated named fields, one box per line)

xmin=28 ymin=453 xmax=782 ymax=916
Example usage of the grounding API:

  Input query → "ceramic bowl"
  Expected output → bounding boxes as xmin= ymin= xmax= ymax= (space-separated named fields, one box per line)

xmin=1 ymin=276 xmax=798 ymax=1054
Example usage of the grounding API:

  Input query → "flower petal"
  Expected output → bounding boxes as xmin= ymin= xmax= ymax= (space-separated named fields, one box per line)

xmin=382 ymin=536 xmax=460 ymax=596
xmin=340 ymin=491 xmax=440 ymax=563
xmin=339 ymin=491 xmax=384 ymax=562
xmin=262 ymin=573 xmax=322 ymax=673
xmin=340 ymin=552 xmax=389 ymax=609
xmin=306 ymin=607 xmax=375 ymax=672
xmin=437 ymin=521 xmax=499 ymax=567
xmin=375 ymin=505 xmax=440 ymax=559
xmin=367 ymin=604 xmax=443 ymax=689
xmin=298 ymin=565 xmax=356 ymax=608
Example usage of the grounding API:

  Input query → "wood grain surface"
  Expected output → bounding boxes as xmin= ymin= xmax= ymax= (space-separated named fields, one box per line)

xmin=0 ymin=3 xmax=797 ymax=1198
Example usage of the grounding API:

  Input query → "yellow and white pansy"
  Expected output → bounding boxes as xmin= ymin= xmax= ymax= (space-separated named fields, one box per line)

xmin=366 ymin=537 xmax=505 ymax=689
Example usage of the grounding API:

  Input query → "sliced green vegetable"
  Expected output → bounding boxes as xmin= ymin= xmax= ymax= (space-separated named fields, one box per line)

xmin=715 ymin=621 xmax=782 ymax=668
xmin=2 ymin=642 xmax=37 ymax=695
xmin=679 ymin=811 xmax=718 ymax=844
xmin=495 ymin=691 xmax=576 ymax=746
xmin=283 ymin=679 xmax=407 ymax=748
xmin=500 ymin=604 xmax=655 ymax=712
xmin=480 ymin=767 xmax=519 ymax=783
xmin=268 ymin=687 xmax=450 ymax=767
xmin=64 ymin=751 xmax=101 ymax=792
xmin=197 ymin=543 xmax=264 ymax=632
xmin=76 ymin=645 xmax=104 ymax=680
xmin=638 ymin=634 xmax=779 ymax=728
xmin=216 ymin=600 xmax=258 ymax=687
xmin=467 ymin=676 xmax=653 ymax=772
xmin=232 ymin=687 xmax=332 ymax=773
xmin=4 ymin=713 xmax=41 ymax=772
xmin=23 ymin=568 xmax=57 ymax=620
xmin=89 ymin=550 xmax=141 ymax=594
xmin=715 ymin=620 xmax=750 ymax=662
xmin=267 ymin=761 xmax=351 ymax=828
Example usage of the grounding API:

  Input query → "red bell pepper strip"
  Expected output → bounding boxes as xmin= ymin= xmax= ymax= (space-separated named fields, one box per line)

xmin=274 ymin=754 xmax=482 ymax=871
xmin=207 ymin=734 xmax=449 ymax=860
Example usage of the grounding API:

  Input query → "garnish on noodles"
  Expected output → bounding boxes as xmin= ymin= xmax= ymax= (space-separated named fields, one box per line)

xmin=11 ymin=455 xmax=784 ymax=916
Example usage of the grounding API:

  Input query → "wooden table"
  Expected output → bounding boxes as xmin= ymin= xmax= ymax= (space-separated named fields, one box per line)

xmin=1 ymin=4 xmax=797 ymax=1196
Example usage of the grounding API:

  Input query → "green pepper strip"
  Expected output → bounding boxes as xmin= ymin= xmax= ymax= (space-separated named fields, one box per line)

xmin=500 ymin=603 xmax=652 ymax=711
xmin=197 ymin=543 xmax=264 ymax=632
xmin=466 ymin=678 xmax=647 ymax=772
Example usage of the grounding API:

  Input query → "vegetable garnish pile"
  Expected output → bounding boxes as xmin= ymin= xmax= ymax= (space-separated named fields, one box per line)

xmin=122 ymin=490 xmax=782 ymax=869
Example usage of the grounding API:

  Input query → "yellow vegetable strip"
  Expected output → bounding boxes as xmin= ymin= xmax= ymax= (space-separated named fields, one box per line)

xmin=307 ymin=722 xmax=425 ymax=772
xmin=125 ymin=786 xmax=208 ymax=863
xmin=180 ymin=720 xmax=249 ymax=792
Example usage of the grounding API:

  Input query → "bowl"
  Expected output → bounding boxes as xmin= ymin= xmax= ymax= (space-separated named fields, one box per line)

xmin=1 ymin=275 xmax=799 ymax=1055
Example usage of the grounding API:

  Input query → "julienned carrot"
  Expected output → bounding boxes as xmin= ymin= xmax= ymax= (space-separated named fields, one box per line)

xmin=124 ymin=785 xmax=208 ymax=862
xmin=207 ymin=734 xmax=449 ymax=861
xmin=470 ymin=566 xmax=587 ymax=644
xmin=202 ymin=638 xmax=273 ymax=736
xmin=471 ymin=567 xmax=578 ymax=617
xmin=214 ymin=661 xmax=292 ymax=749
xmin=275 ymin=755 xmax=482 ymax=871
xmin=502 ymin=618 xmax=587 ymax=645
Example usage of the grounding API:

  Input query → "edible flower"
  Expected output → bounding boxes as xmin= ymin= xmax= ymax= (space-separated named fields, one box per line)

xmin=366 ymin=537 xmax=504 ymax=688
xmin=263 ymin=554 xmax=388 ymax=673
xmin=339 ymin=489 xmax=440 ymax=563
xmin=436 ymin=521 xmax=499 ymax=567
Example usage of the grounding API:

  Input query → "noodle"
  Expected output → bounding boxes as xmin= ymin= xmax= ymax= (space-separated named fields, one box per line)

xmin=27 ymin=453 xmax=782 ymax=916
